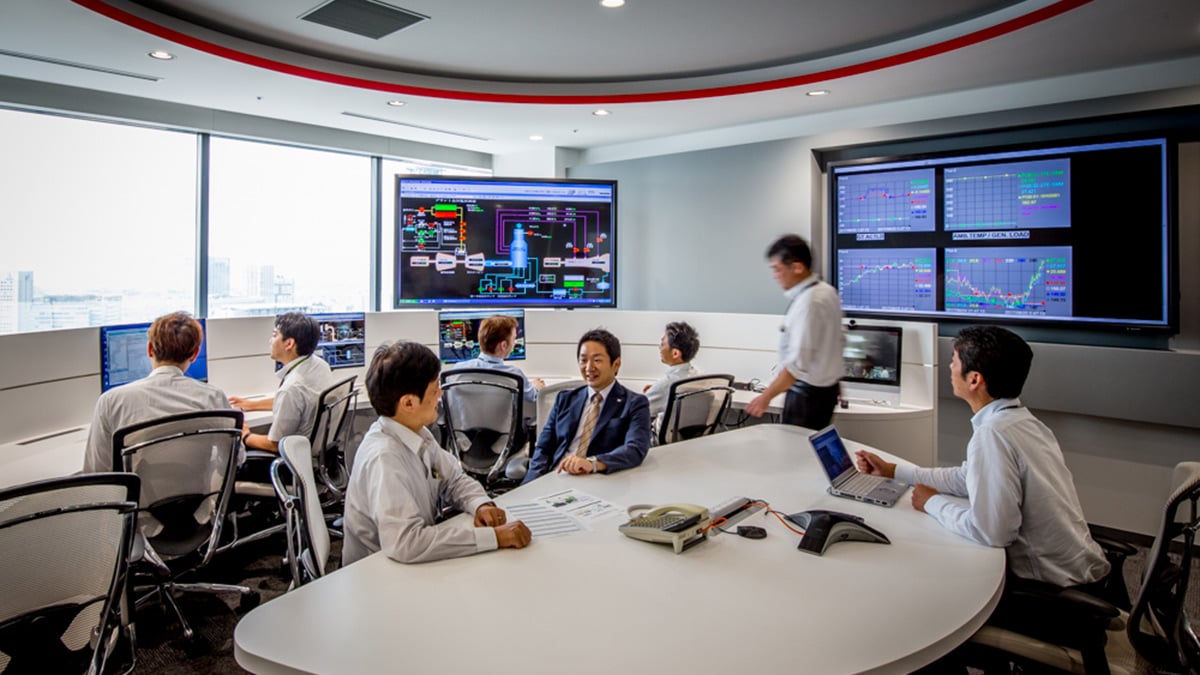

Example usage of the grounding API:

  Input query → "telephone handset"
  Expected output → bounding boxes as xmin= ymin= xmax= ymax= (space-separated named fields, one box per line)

xmin=618 ymin=503 xmax=711 ymax=554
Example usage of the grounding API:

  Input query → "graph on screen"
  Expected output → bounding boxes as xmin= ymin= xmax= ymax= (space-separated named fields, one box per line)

xmin=944 ymin=246 xmax=1072 ymax=318
xmin=836 ymin=168 xmax=935 ymax=234
xmin=944 ymin=158 xmax=1071 ymax=230
xmin=837 ymin=248 xmax=936 ymax=312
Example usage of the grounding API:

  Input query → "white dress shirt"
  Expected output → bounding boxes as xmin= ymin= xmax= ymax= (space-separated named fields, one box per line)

xmin=894 ymin=398 xmax=1110 ymax=587
xmin=643 ymin=362 xmax=701 ymax=419
xmin=84 ymin=365 xmax=233 ymax=473
xmin=778 ymin=277 xmax=845 ymax=387
xmin=450 ymin=354 xmax=539 ymax=403
xmin=342 ymin=416 xmax=496 ymax=565
xmin=268 ymin=354 xmax=334 ymax=442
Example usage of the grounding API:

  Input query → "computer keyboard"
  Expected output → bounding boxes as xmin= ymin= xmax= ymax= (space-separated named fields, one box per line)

xmin=838 ymin=473 xmax=882 ymax=495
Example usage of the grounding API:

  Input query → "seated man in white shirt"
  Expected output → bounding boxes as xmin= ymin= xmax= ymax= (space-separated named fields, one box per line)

xmin=342 ymin=340 xmax=532 ymax=565
xmin=450 ymin=313 xmax=544 ymax=404
xmin=855 ymin=325 xmax=1110 ymax=650
xmin=231 ymin=312 xmax=334 ymax=453
xmin=642 ymin=321 xmax=702 ymax=433
xmin=83 ymin=311 xmax=233 ymax=473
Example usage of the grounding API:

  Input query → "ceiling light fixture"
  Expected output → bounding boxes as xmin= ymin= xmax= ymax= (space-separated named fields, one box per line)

xmin=386 ymin=100 xmax=406 ymax=107
xmin=529 ymin=135 xmax=544 ymax=141
xmin=148 ymin=50 xmax=175 ymax=60
xmin=593 ymin=109 xmax=611 ymax=116
xmin=806 ymin=89 xmax=830 ymax=97
xmin=600 ymin=0 xmax=625 ymax=8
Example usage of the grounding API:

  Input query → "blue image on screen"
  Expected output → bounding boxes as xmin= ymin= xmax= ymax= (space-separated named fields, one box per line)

xmin=100 ymin=319 xmax=208 ymax=392
xmin=810 ymin=428 xmax=853 ymax=480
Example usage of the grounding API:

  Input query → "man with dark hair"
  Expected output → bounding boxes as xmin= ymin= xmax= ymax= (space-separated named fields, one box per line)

xmin=746 ymin=234 xmax=845 ymax=430
xmin=231 ymin=311 xmax=334 ymax=453
xmin=855 ymin=325 xmax=1109 ymax=588
xmin=450 ymin=313 xmax=544 ymax=404
xmin=643 ymin=321 xmax=702 ymax=422
xmin=84 ymin=311 xmax=232 ymax=473
xmin=342 ymin=341 xmax=531 ymax=565
xmin=523 ymin=328 xmax=651 ymax=483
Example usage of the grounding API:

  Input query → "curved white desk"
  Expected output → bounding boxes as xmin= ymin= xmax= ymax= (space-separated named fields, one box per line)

xmin=234 ymin=424 xmax=1003 ymax=675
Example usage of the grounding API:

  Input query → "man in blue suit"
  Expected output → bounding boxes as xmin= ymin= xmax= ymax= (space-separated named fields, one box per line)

xmin=523 ymin=328 xmax=651 ymax=483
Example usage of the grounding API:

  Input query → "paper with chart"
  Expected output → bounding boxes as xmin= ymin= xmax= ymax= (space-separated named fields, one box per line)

xmin=504 ymin=489 xmax=621 ymax=538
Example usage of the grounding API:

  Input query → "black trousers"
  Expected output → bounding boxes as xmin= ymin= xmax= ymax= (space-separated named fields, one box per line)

xmin=781 ymin=380 xmax=839 ymax=430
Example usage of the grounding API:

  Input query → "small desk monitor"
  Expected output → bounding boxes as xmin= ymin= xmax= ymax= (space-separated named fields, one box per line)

xmin=312 ymin=312 xmax=367 ymax=370
xmin=438 ymin=309 xmax=526 ymax=364
xmin=841 ymin=324 xmax=902 ymax=405
xmin=100 ymin=319 xmax=208 ymax=392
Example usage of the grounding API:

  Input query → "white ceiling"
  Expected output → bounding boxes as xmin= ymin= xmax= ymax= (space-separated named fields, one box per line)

xmin=1 ymin=0 xmax=1199 ymax=161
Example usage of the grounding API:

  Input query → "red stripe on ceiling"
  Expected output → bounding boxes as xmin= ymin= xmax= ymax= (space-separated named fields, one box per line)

xmin=72 ymin=0 xmax=1093 ymax=105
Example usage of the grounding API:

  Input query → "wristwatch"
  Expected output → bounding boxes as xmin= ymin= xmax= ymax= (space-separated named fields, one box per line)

xmin=587 ymin=457 xmax=599 ymax=473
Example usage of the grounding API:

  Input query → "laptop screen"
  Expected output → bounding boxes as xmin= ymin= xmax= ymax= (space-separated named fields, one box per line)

xmin=810 ymin=427 xmax=854 ymax=480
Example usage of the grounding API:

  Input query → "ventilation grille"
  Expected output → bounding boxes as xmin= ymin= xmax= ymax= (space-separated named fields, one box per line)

xmin=341 ymin=112 xmax=490 ymax=142
xmin=301 ymin=0 xmax=428 ymax=39
xmin=0 ymin=49 xmax=161 ymax=82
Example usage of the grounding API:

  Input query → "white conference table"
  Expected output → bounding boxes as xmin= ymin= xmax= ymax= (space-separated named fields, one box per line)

xmin=234 ymin=424 xmax=1005 ymax=675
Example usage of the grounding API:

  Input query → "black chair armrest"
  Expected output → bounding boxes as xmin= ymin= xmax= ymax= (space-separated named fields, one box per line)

xmin=1010 ymin=583 xmax=1120 ymax=621
xmin=1091 ymin=532 xmax=1138 ymax=558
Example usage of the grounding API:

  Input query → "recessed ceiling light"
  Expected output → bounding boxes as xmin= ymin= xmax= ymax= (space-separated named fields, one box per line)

xmin=148 ymin=50 xmax=175 ymax=60
xmin=806 ymin=89 xmax=830 ymax=97
xmin=529 ymin=135 xmax=544 ymax=141
xmin=386 ymin=100 xmax=406 ymax=107
xmin=600 ymin=0 xmax=625 ymax=8
xmin=593 ymin=109 xmax=611 ymax=116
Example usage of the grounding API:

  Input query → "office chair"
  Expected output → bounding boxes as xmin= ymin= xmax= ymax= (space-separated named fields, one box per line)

xmin=113 ymin=409 xmax=258 ymax=641
xmin=967 ymin=460 xmax=1200 ymax=675
xmin=307 ymin=375 xmax=359 ymax=498
xmin=1177 ymin=607 xmax=1199 ymax=672
xmin=657 ymin=373 xmax=735 ymax=445
xmin=269 ymin=436 xmax=331 ymax=588
xmin=0 ymin=473 xmax=140 ymax=675
xmin=440 ymin=368 xmax=527 ymax=491
xmin=536 ymin=379 xmax=585 ymax=437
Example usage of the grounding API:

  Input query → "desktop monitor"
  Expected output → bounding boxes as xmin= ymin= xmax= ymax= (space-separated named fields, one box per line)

xmin=100 ymin=319 xmax=209 ymax=392
xmin=311 ymin=312 xmax=366 ymax=370
xmin=438 ymin=309 xmax=526 ymax=364
xmin=841 ymin=323 xmax=902 ymax=405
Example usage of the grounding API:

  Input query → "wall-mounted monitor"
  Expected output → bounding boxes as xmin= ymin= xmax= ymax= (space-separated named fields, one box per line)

xmin=100 ymin=319 xmax=208 ymax=392
xmin=829 ymin=136 xmax=1174 ymax=334
xmin=395 ymin=176 xmax=617 ymax=308
xmin=438 ymin=308 xmax=526 ymax=364
xmin=312 ymin=312 xmax=366 ymax=370
xmin=841 ymin=323 xmax=902 ymax=405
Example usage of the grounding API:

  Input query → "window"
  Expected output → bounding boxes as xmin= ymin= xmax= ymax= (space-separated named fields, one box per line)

xmin=0 ymin=109 xmax=197 ymax=334
xmin=208 ymin=138 xmax=372 ymax=317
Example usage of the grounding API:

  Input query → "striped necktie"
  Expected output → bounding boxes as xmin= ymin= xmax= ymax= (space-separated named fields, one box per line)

xmin=575 ymin=392 xmax=603 ymax=457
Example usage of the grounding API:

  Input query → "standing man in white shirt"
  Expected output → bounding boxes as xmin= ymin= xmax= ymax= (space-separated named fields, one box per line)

xmin=342 ymin=340 xmax=531 ymax=565
xmin=642 ymin=321 xmax=702 ymax=430
xmin=745 ymin=234 xmax=845 ymax=429
xmin=231 ymin=312 xmax=334 ymax=453
xmin=83 ymin=311 xmax=232 ymax=473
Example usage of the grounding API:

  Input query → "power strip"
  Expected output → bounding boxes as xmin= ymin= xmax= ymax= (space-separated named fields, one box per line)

xmin=708 ymin=497 xmax=764 ymax=532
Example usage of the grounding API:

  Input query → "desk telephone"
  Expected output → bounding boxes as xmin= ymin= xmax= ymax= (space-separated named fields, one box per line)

xmin=618 ymin=504 xmax=710 ymax=554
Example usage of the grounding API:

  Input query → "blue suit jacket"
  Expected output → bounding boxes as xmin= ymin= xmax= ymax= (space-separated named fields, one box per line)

xmin=523 ymin=381 xmax=651 ymax=483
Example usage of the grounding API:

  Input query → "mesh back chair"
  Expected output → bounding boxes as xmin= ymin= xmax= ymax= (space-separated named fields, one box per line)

xmin=536 ymin=379 xmax=584 ymax=437
xmin=270 ymin=436 xmax=331 ymax=588
xmin=658 ymin=374 xmax=735 ymax=445
xmin=308 ymin=375 xmax=358 ymax=499
xmin=113 ymin=409 xmax=258 ymax=640
xmin=440 ymin=368 xmax=525 ymax=491
xmin=0 ymin=473 xmax=139 ymax=675
xmin=1178 ymin=608 xmax=1200 ymax=672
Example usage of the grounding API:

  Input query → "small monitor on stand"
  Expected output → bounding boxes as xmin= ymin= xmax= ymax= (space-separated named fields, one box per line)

xmin=99 ymin=319 xmax=209 ymax=392
xmin=437 ymin=309 xmax=526 ymax=364
xmin=841 ymin=323 xmax=902 ymax=407
xmin=311 ymin=312 xmax=367 ymax=369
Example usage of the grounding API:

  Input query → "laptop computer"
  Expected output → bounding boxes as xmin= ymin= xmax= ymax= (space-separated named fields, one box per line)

xmin=808 ymin=426 xmax=910 ymax=507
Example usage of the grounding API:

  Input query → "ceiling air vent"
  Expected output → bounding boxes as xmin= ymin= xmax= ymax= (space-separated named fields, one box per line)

xmin=300 ymin=0 xmax=429 ymax=40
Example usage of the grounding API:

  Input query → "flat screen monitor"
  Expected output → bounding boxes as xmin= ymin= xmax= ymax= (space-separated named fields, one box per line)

xmin=841 ymin=323 xmax=902 ymax=405
xmin=394 ymin=176 xmax=617 ymax=308
xmin=829 ymin=136 xmax=1174 ymax=334
xmin=438 ymin=309 xmax=526 ymax=364
xmin=312 ymin=312 xmax=366 ymax=370
xmin=100 ymin=319 xmax=208 ymax=392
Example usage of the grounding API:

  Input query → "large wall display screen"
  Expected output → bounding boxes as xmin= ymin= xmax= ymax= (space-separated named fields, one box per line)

xmin=829 ymin=137 xmax=1173 ymax=332
xmin=394 ymin=177 xmax=617 ymax=308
